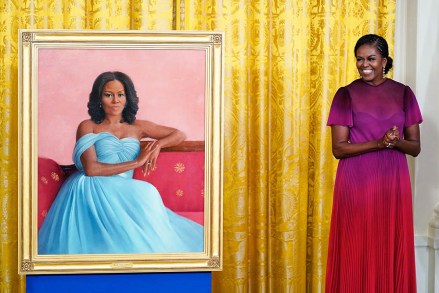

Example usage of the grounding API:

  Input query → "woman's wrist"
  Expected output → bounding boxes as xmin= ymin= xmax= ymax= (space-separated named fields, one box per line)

xmin=132 ymin=159 xmax=142 ymax=169
xmin=393 ymin=137 xmax=401 ymax=148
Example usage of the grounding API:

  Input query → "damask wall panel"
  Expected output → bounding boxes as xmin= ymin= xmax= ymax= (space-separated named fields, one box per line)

xmin=1 ymin=1 xmax=25 ymax=292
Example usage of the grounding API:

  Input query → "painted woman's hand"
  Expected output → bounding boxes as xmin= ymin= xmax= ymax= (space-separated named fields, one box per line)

xmin=139 ymin=140 xmax=161 ymax=175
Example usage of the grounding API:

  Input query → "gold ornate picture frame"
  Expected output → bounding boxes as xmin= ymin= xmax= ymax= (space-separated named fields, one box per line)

xmin=18 ymin=29 xmax=223 ymax=274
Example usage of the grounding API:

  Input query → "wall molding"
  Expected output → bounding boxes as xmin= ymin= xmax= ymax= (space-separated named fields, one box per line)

xmin=415 ymin=204 xmax=439 ymax=293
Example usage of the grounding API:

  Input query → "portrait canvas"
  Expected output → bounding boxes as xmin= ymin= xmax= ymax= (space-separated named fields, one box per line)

xmin=18 ymin=30 xmax=224 ymax=274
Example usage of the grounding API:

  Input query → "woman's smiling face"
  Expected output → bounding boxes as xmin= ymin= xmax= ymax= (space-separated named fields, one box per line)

xmin=355 ymin=44 xmax=387 ymax=86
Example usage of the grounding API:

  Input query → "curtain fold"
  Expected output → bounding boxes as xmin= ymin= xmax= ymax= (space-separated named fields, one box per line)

xmin=0 ymin=0 xmax=395 ymax=291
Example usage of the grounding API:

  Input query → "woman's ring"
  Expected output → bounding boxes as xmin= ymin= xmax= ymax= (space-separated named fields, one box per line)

xmin=147 ymin=162 xmax=151 ymax=165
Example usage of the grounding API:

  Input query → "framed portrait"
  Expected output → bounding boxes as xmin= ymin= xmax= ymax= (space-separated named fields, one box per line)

xmin=18 ymin=29 xmax=224 ymax=274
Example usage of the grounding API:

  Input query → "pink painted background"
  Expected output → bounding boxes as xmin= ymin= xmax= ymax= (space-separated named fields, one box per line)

xmin=38 ymin=48 xmax=206 ymax=164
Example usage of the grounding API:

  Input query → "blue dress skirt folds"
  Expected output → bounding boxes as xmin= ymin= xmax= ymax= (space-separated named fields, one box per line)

xmin=38 ymin=132 xmax=204 ymax=254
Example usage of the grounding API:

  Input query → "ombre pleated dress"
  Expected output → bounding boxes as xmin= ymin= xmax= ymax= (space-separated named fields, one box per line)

xmin=326 ymin=79 xmax=422 ymax=292
xmin=38 ymin=132 xmax=204 ymax=254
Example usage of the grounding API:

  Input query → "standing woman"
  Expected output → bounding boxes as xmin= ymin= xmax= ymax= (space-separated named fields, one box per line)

xmin=326 ymin=34 xmax=422 ymax=292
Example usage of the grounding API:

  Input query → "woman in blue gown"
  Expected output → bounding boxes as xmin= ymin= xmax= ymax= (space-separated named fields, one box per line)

xmin=38 ymin=71 xmax=204 ymax=254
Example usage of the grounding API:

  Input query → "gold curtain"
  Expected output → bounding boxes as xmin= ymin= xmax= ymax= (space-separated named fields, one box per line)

xmin=0 ymin=0 xmax=395 ymax=292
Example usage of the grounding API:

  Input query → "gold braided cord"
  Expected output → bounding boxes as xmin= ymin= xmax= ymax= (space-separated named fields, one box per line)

xmin=0 ymin=0 xmax=395 ymax=291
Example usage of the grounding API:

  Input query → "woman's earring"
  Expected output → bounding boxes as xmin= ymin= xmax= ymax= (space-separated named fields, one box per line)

xmin=382 ymin=67 xmax=386 ymax=78
xmin=99 ymin=103 xmax=102 ymax=108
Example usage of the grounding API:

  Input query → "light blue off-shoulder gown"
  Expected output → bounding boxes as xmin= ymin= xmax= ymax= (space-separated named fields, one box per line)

xmin=38 ymin=132 xmax=204 ymax=254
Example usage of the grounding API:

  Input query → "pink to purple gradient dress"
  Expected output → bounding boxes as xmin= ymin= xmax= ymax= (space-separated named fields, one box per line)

xmin=326 ymin=79 xmax=423 ymax=292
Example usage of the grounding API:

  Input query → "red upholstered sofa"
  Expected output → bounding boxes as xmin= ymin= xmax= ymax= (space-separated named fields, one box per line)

xmin=38 ymin=141 xmax=205 ymax=230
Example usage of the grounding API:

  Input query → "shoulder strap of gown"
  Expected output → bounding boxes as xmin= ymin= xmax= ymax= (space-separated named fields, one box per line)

xmin=72 ymin=132 xmax=113 ymax=170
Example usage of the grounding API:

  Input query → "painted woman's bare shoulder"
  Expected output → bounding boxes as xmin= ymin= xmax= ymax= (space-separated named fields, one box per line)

xmin=76 ymin=119 xmax=95 ymax=140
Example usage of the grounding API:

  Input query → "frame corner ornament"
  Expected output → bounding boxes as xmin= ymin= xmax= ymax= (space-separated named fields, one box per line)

xmin=208 ymin=256 xmax=220 ymax=268
xmin=22 ymin=32 xmax=33 ymax=43
xmin=21 ymin=260 xmax=34 ymax=272
xmin=211 ymin=34 xmax=222 ymax=44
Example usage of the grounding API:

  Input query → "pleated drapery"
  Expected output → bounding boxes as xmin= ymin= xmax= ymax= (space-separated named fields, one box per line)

xmin=0 ymin=1 xmax=395 ymax=292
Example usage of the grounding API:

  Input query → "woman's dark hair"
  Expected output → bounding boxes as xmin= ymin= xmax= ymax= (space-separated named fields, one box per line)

xmin=354 ymin=34 xmax=393 ymax=74
xmin=88 ymin=71 xmax=139 ymax=124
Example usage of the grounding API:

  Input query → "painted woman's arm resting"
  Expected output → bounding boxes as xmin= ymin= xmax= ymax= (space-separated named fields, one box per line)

xmin=136 ymin=120 xmax=186 ymax=174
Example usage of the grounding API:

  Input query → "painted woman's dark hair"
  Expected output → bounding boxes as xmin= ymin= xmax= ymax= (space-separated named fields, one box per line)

xmin=354 ymin=34 xmax=393 ymax=74
xmin=88 ymin=71 xmax=139 ymax=124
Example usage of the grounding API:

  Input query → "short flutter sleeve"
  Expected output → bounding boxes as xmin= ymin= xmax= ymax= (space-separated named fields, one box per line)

xmin=327 ymin=87 xmax=353 ymax=127
xmin=403 ymin=86 xmax=423 ymax=127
